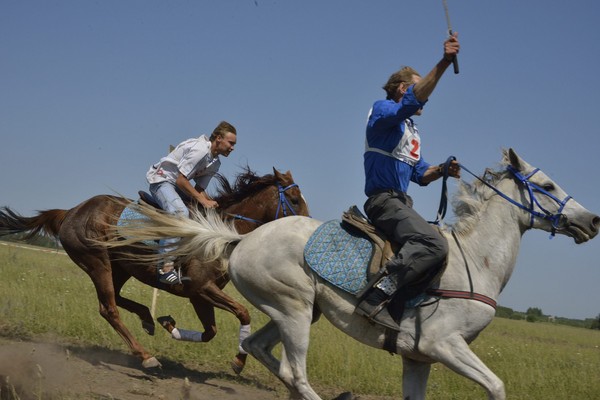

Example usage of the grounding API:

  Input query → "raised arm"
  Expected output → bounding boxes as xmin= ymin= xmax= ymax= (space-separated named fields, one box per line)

xmin=413 ymin=33 xmax=460 ymax=102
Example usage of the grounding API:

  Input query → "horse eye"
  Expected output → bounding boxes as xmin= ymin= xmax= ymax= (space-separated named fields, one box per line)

xmin=543 ymin=184 xmax=555 ymax=191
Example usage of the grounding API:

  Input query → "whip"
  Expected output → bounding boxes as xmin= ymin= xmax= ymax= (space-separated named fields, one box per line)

xmin=442 ymin=0 xmax=459 ymax=74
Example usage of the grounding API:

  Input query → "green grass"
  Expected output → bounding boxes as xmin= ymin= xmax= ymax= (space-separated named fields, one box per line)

xmin=1 ymin=243 xmax=599 ymax=399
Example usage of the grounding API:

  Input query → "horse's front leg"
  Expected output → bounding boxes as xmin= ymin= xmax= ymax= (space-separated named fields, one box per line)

xmin=401 ymin=357 xmax=431 ymax=400
xmin=197 ymin=284 xmax=252 ymax=374
xmin=424 ymin=334 xmax=505 ymax=400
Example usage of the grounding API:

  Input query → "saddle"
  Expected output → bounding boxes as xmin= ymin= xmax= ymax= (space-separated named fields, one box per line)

xmin=341 ymin=206 xmax=447 ymax=300
xmin=137 ymin=191 xmax=195 ymax=211
xmin=138 ymin=191 xmax=162 ymax=209
xmin=341 ymin=206 xmax=398 ymax=281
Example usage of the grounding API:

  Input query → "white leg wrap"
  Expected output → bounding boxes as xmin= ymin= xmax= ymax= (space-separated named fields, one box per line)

xmin=171 ymin=327 xmax=182 ymax=340
xmin=172 ymin=327 xmax=203 ymax=342
xmin=238 ymin=324 xmax=251 ymax=354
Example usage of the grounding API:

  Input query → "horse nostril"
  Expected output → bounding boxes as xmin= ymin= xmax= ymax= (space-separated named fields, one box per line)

xmin=592 ymin=215 xmax=600 ymax=233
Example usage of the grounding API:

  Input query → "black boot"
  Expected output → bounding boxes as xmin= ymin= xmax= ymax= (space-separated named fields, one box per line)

xmin=355 ymin=288 xmax=400 ymax=330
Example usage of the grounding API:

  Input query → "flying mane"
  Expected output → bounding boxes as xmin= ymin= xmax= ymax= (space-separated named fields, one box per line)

xmin=213 ymin=167 xmax=281 ymax=209
xmin=449 ymin=151 xmax=511 ymax=235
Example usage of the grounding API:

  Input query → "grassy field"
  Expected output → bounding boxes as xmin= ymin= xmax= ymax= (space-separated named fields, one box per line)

xmin=1 ymin=243 xmax=599 ymax=399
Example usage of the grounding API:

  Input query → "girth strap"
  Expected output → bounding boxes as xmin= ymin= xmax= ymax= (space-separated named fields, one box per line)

xmin=425 ymin=288 xmax=497 ymax=309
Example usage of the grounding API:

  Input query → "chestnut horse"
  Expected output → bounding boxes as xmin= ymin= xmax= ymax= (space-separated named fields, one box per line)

xmin=0 ymin=167 xmax=309 ymax=372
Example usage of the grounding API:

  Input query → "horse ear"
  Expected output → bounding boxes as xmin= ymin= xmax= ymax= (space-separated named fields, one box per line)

xmin=507 ymin=148 xmax=523 ymax=171
xmin=273 ymin=167 xmax=283 ymax=181
xmin=273 ymin=168 xmax=293 ymax=183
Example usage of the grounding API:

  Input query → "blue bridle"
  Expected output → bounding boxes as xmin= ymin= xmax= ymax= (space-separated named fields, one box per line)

xmin=225 ymin=182 xmax=300 ymax=226
xmin=461 ymin=163 xmax=572 ymax=237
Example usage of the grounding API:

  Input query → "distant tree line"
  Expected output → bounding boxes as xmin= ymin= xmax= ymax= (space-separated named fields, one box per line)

xmin=496 ymin=305 xmax=599 ymax=330
xmin=0 ymin=232 xmax=62 ymax=249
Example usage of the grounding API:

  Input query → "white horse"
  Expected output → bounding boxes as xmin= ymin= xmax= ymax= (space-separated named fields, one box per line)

xmin=115 ymin=149 xmax=598 ymax=400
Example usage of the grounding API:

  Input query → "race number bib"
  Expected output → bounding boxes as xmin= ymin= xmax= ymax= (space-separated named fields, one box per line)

xmin=395 ymin=120 xmax=421 ymax=163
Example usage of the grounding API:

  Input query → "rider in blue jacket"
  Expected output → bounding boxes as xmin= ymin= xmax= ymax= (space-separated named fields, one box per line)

xmin=356 ymin=34 xmax=462 ymax=330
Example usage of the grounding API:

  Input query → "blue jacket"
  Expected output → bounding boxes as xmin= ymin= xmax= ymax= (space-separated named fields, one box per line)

xmin=364 ymin=86 xmax=432 ymax=197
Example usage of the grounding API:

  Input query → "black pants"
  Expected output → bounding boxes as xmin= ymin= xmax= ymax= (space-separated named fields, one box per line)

xmin=364 ymin=190 xmax=448 ymax=286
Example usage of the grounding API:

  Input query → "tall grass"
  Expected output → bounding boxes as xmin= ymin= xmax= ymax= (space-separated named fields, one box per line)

xmin=1 ymin=243 xmax=598 ymax=399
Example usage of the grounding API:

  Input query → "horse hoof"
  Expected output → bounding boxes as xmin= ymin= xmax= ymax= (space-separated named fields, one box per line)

xmin=142 ymin=357 xmax=162 ymax=368
xmin=142 ymin=321 xmax=155 ymax=336
xmin=333 ymin=392 xmax=355 ymax=400
xmin=230 ymin=357 xmax=246 ymax=375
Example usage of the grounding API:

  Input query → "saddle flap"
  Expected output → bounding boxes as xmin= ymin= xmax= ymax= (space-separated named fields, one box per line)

xmin=341 ymin=206 xmax=395 ymax=278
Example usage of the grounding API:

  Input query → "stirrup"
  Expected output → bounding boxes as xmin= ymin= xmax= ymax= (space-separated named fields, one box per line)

xmin=357 ymin=300 xmax=400 ymax=331
xmin=355 ymin=288 xmax=401 ymax=330
xmin=356 ymin=299 xmax=390 ymax=320
xmin=176 ymin=266 xmax=191 ymax=282
xmin=356 ymin=266 xmax=390 ymax=300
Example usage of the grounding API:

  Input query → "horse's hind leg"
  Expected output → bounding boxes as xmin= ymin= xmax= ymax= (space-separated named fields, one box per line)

xmin=245 ymin=313 xmax=321 ymax=400
xmin=111 ymin=267 xmax=155 ymax=335
xmin=275 ymin=310 xmax=321 ymax=400
xmin=242 ymin=320 xmax=281 ymax=376
xmin=76 ymin=253 xmax=161 ymax=368
xmin=243 ymin=320 xmax=309 ymax=398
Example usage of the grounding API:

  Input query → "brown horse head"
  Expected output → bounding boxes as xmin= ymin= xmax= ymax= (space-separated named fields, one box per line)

xmin=213 ymin=166 xmax=310 ymax=233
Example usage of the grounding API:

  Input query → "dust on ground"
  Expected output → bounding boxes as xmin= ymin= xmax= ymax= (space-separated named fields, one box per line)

xmin=0 ymin=336 xmax=285 ymax=400
xmin=0 ymin=336 xmax=383 ymax=400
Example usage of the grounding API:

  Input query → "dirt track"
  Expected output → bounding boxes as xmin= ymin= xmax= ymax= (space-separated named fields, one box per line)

xmin=0 ymin=337 xmax=285 ymax=400
xmin=0 ymin=337 xmax=373 ymax=400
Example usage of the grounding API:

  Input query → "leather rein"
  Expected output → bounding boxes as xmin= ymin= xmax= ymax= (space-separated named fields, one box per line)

xmin=426 ymin=157 xmax=572 ymax=310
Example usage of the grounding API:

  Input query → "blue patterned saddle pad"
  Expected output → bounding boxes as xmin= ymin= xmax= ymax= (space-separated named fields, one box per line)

xmin=304 ymin=220 xmax=373 ymax=295
xmin=304 ymin=220 xmax=437 ymax=308
xmin=117 ymin=205 xmax=155 ymax=246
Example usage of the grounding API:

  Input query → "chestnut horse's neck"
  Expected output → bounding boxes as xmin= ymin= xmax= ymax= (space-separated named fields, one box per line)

xmin=213 ymin=169 xmax=308 ymax=234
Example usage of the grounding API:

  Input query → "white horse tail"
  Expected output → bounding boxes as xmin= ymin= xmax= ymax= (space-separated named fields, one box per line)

xmin=104 ymin=200 xmax=243 ymax=264
xmin=179 ymin=207 xmax=243 ymax=262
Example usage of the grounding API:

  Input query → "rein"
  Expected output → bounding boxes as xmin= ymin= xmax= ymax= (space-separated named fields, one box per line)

xmin=426 ymin=157 xmax=572 ymax=310
xmin=431 ymin=156 xmax=457 ymax=225
xmin=433 ymin=157 xmax=572 ymax=237
xmin=460 ymin=164 xmax=572 ymax=237
xmin=224 ymin=183 xmax=300 ymax=226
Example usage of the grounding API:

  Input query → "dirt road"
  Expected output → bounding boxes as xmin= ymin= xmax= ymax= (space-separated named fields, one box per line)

xmin=0 ymin=336 xmax=286 ymax=400
xmin=0 ymin=336 xmax=378 ymax=400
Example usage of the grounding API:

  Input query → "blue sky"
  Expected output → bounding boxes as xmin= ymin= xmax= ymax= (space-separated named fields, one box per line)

xmin=2 ymin=1 xmax=599 ymax=320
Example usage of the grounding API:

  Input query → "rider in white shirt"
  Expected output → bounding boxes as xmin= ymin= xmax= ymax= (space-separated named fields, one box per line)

xmin=146 ymin=121 xmax=237 ymax=285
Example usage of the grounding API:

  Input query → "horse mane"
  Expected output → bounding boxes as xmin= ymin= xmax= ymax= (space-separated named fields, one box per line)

xmin=212 ymin=166 xmax=279 ymax=209
xmin=449 ymin=151 xmax=511 ymax=235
